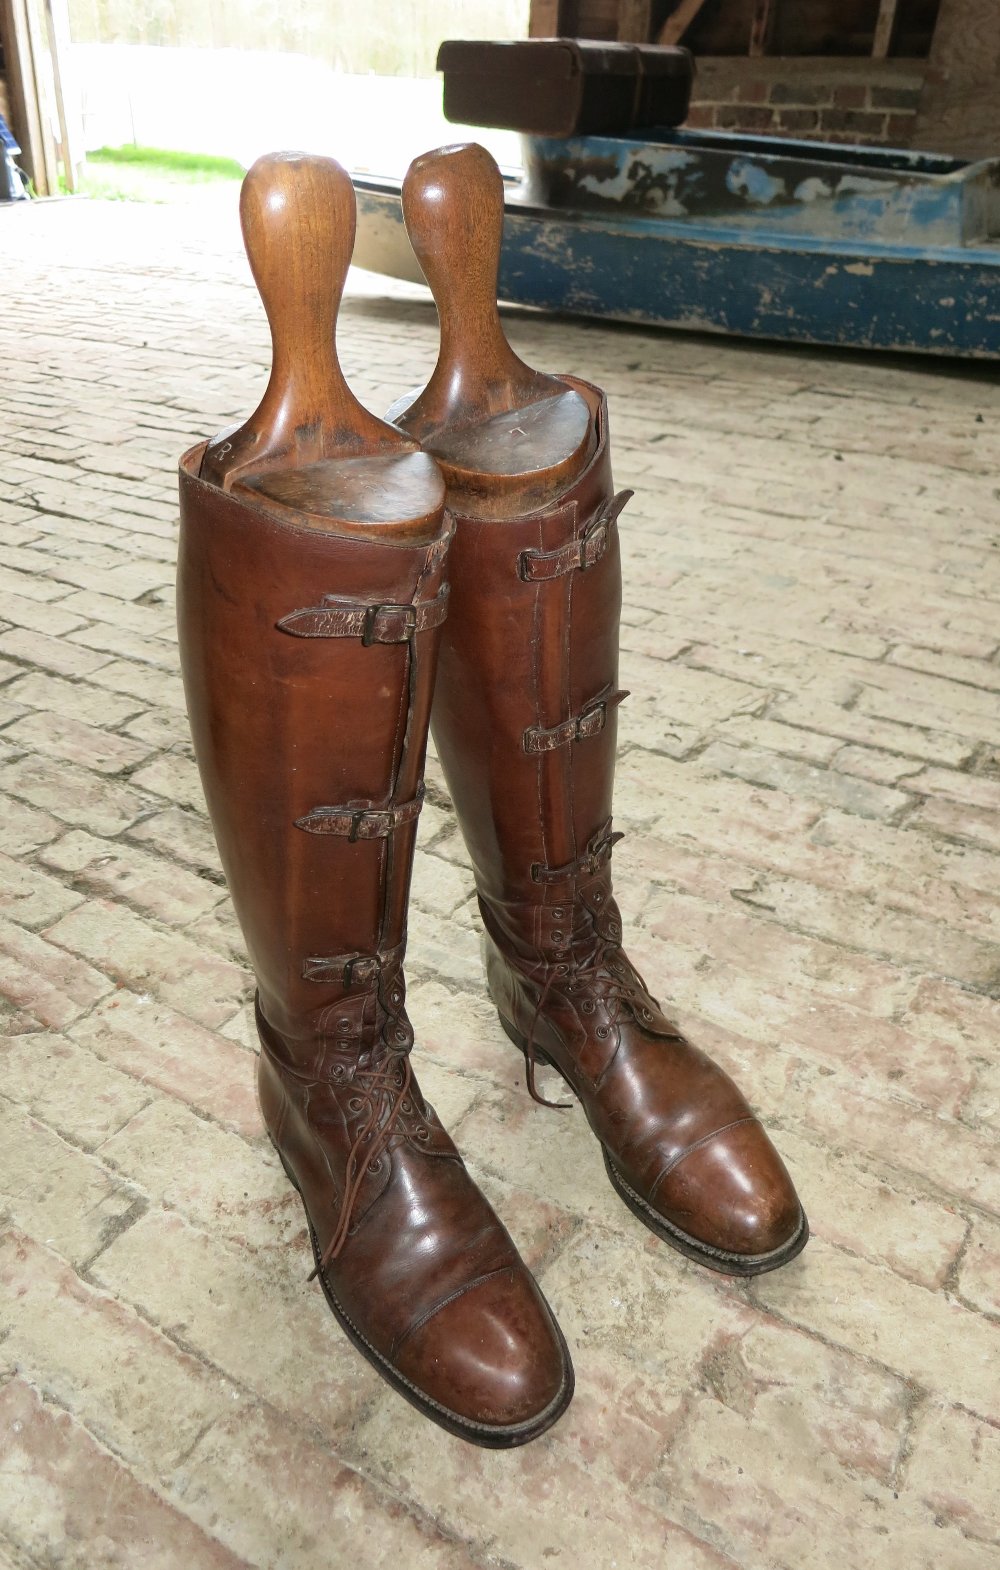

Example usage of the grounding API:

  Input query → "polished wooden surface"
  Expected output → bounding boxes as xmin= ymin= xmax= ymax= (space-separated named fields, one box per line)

xmin=389 ymin=142 xmax=594 ymax=516
xmin=201 ymin=151 xmax=440 ymax=540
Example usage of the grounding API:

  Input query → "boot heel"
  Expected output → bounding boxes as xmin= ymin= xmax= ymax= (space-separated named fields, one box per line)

xmin=498 ymin=1013 xmax=553 ymax=1069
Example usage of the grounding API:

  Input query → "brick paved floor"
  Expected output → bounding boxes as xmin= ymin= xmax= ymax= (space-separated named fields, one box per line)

xmin=1 ymin=192 xmax=999 ymax=1570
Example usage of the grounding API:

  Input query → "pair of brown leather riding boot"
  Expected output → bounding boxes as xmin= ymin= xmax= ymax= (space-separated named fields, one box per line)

xmin=177 ymin=146 xmax=807 ymax=1449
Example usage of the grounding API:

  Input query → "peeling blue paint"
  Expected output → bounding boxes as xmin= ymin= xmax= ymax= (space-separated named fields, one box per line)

xmin=352 ymin=128 xmax=1000 ymax=360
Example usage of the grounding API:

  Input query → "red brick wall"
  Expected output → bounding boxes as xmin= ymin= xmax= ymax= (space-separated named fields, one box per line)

xmin=685 ymin=58 xmax=927 ymax=146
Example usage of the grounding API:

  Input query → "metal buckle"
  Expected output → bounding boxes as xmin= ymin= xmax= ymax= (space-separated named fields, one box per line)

xmin=576 ymin=702 xmax=607 ymax=741
xmin=342 ymin=955 xmax=378 ymax=988
xmin=362 ymin=603 xmax=418 ymax=646
xmin=579 ymin=519 xmax=608 ymax=570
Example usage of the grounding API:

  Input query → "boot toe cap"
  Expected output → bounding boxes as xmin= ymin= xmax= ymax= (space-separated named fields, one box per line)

xmin=393 ymin=1266 xmax=573 ymax=1441
xmin=649 ymin=1119 xmax=806 ymax=1267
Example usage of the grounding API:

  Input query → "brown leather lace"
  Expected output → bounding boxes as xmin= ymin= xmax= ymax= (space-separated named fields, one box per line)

xmin=522 ymin=926 xmax=664 ymax=1109
xmin=308 ymin=987 xmax=415 ymax=1279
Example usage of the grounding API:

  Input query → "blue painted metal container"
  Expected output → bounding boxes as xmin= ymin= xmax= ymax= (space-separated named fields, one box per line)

xmin=352 ymin=128 xmax=1000 ymax=358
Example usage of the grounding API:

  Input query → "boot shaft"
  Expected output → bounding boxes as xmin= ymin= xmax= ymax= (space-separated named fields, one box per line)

xmin=177 ymin=449 xmax=451 ymax=1052
xmin=429 ymin=379 xmax=630 ymax=913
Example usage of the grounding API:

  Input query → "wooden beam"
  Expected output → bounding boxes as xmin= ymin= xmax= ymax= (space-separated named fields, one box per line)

xmin=617 ymin=0 xmax=653 ymax=43
xmin=44 ymin=0 xmax=75 ymax=191
xmin=528 ymin=0 xmax=566 ymax=36
xmin=0 ymin=0 xmax=49 ymax=191
xmin=657 ymin=0 xmax=710 ymax=48
xmin=749 ymin=0 xmax=777 ymax=56
xmin=872 ymin=0 xmax=900 ymax=59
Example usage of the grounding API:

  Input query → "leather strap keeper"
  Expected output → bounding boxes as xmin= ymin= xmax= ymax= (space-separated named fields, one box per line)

xmin=518 ymin=490 xmax=633 ymax=582
xmin=295 ymin=791 xmax=424 ymax=838
xmin=531 ymin=822 xmax=624 ymax=884
xmin=277 ymin=585 xmax=449 ymax=642
xmin=523 ymin=690 xmax=629 ymax=755
xmin=302 ymin=939 xmax=405 ymax=988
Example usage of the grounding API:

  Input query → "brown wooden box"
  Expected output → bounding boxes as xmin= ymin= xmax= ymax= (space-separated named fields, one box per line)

xmin=437 ymin=39 xmax=694 ymax=137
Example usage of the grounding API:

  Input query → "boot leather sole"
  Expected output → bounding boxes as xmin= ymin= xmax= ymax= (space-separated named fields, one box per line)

xmin=498 ymin=1015 xmax=809 ymax=1278
xmin=268 ymin=1136 xmax=575 ymax=1447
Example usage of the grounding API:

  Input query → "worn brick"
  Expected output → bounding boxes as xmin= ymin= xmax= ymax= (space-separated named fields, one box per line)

xmin=178 ymin=1404 xmax=485 ymax=1570
xmin=0 ymin=1106 xmax=139 ymax=1265
xmin=0 ymin=850 xmax=82 ymax=928
xmin=774 ymin=1128 xmax=966 ymax=1290
xmin=1 ymin=669 xmax=142 ymax=726
xmin=698 ymin=738 xmax=913 ymax=821
xmin=88 ymin=658 xmax=187 ymax=711
xmin=91 ymin=1209 xmax=377 ymax=1435
xmin=4 ymin=707 xmax=153 ymax=774
xmin=39 ymin=828 xmax=223 ymax=926
xmin=0 ymin=591 xmax=87 ymax=638
xmin=43 ymin=900 xmax=249 ymax=1028
xmin=754 ymin=1238 xmax=1000 ymax=1423
xmin=0 ymin=794 xmax=70 ymax=855
xmin=0 ymin=754 xmax=154 ymax=834
xmin=908 ymin=795 xmax=1000 ymax=854
xmin=130 ymin=748 xmax=207 ymax=812
xmin=68 ymin=991 xmax=259 ymax=1136
xmin=126 ymin=804 xmax=221 ymax=873
xmin=0 ymin=916 xmax=113 ymax=1028
xmin=0 ymin=1380 xmax=250 ymax=1570
xmin=97 ymin=1098 xmax=298 ymax=1247
xmin=905 ymin=1402 xmax=1000 ymax=1546
xmin=956 ymin=1218 xmax=1000 ymax=1318
xmin=0 ymin=1229 xmax=237 ymax=1471
xmin=658 ymin=1388 xmax=995 ymax=1570
xmin=0 ymin=1029 xmax=150 ymax=1148
xmin=0 ymin=625 xmax=110 ymax=677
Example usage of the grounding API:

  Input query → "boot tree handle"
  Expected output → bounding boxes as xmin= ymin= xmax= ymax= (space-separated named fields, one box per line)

xmin=396 ymin=142 xmax=563 ymax=440
xmin=201 ymin=151 xmax=408 ymax=490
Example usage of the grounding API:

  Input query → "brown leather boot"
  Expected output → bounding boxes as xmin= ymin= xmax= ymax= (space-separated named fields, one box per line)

xmin=392 ymin=144 xmax=808 ymax=1277
xmin=176 ymin=152 xmax=573 ymax=1445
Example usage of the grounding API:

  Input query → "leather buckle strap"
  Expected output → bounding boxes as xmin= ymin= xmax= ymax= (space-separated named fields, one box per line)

xmin=523 ymin=690 xmax=629 ymax=755
xmin=531 ymin=821 xmax=625 ymax=884
xmin=277 ymin=585 xmax=449 ymax=642
xmin=302 ymin=939 xmax=405 ymax=988
xmin=294 ymin=789 xmax=423 ymax=838
xmin=517 ymin=490 xmax=633 ymax=582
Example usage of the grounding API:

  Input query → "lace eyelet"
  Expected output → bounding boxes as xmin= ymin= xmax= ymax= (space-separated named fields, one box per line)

xmin=368 ymin=1158 xmax=382 ymax=1175
xmin=581 ymin=1000 xmax=595 ymax=1015
xmin=593 ymin=892 xmax=604 ymax=905
xmin=415 ymin=1126 xmax=429 ymax=1141
xmin=596 ymin=1025 xmax=610 ymax=1039
xmin=393 ymin=1026 xmax=408 ymax=1044
xmin=337 ymin=1018 xmax=350 ymax=1030
xmin=555 ymin=963 xmax=568 ymax=975
xmin=401 ymin=1099 xmax=413 ymax=1114
xmin=551 ymin=930 xmax=564 ymax=942
xmin=551 ymin=907 xmax=564 ymax=919
xmin=347 ymin=1096 xmax=364 ymax=1113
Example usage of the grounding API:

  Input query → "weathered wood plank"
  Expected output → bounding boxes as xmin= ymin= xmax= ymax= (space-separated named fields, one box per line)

xmin=618 ymin=0 xmax=653 ymax=42
xmin=872 ymin=0 xmax=900 ymax=58
xmin=749 ymin=0 xmax=777 ymax=56
xmin=529 ymin=0 xmax=568 ymax=36
xmin=657 ymin=0 xmax=710 ymax=47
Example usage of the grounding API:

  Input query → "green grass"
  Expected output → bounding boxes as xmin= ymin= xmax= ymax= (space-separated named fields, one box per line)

xmin=76 ymin=145 xmax=245 ymax=202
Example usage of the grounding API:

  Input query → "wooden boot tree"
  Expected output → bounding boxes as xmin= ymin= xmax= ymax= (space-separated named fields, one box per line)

xmin=387 ymin=142 xmax=595 ymax=518
xmin=201 ymin=151 xmax=442 ymax=543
